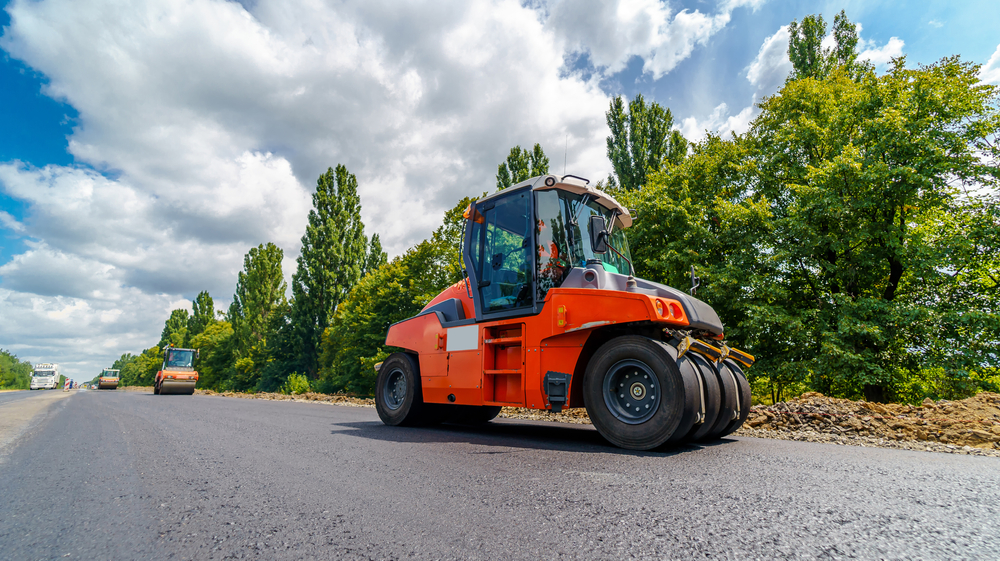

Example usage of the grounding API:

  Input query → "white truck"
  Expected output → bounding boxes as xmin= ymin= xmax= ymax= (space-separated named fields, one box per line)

xmin=30 ymin=363 xmax=61 ymax=390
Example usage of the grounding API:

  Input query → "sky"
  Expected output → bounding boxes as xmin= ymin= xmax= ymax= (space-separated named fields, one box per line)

xmin=1 ymin=0 xmax=999 ymax=382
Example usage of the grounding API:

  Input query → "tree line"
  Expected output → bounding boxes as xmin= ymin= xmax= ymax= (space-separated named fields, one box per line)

xmin=112 ymin=10 xmax=999 ymax=404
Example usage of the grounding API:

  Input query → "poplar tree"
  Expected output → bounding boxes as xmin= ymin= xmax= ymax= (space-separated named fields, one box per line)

xmin=364 ymin=233 xmax=388 ymax=276
xmin=606 ymin=93 xmax=687 ymax=191
xmin=788 ymin=10 xmax=866 ymax=81
xmin=229 ymin=243 xmax=287 ymax=357
xmin=496 ymin=144 xmax=549 ymax=190
xmin=158 ymin=309 xmax=189 ymax=348
xmin=291 ymin=165 xmax=369 ymax=378
xmin=185 ymin=290 xmax=215 ymax=347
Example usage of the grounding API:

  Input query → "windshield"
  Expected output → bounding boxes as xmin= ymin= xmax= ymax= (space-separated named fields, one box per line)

xmin=164 ymin=349 xmax=195 ymax=369
xmin=33 ymin=371 xmax=55 ymax=377
xmin=534 ymin=189 xmax=632 ymax=299
xmin=102 ymin=371 xmax=119 ymax=378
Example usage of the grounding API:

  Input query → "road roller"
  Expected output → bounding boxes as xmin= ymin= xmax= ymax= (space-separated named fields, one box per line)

xmin=97 ymin=368 xmax=120 ymax=390
xmin=375 ymin=174 xmax=754 ymax=450
xmin=154 ymin=345 xmax=199 ymax=395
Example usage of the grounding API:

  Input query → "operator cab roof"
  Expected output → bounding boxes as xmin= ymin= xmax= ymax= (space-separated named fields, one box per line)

xmin=478 ymin=174 xmax=633 ymax=229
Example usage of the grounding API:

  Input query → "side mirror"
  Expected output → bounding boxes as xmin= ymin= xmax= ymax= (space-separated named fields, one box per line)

xmin=589 ymin=215 xmax=608 ymax=254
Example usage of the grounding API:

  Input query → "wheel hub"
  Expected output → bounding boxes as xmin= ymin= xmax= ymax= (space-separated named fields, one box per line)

xmin=602 ymin=359 xmax=661 ymax=424
xmin=383 ymin=369 xmax=407 ymax=410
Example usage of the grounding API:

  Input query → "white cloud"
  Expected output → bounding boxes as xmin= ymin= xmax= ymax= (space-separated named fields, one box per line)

xmin=858 ymin=36 xmax=904 ymax=69
xmin=543 ymin=0 xmax=748 ymax=79
xmin=0 ymin=0 xmax=633 ymax=378
xmin=746 ymin=25 xmax=792 ymax=96
xmin=928 ymin=20 xmax=944 ymax=28
xmin=980 ymin=44 xmax=1000 ymax=85
xmin=679 ymin=102 xmax=755 ymax=142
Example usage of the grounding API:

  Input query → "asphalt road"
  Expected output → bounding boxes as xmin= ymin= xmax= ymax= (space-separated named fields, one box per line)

xmin=1 ymin=390 xmax=998 ymax=560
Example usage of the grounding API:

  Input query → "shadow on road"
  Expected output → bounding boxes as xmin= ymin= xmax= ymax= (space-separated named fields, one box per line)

xmin=331 ymin=418 xmax=735 ymax=457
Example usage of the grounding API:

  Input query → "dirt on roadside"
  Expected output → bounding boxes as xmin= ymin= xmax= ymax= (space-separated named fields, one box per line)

xmin=743 ymin=392 xmax=1000 ymax=450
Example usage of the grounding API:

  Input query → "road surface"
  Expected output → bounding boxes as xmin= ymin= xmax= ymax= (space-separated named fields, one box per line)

xmin=1 ymin=390 xmax=998 ymax=560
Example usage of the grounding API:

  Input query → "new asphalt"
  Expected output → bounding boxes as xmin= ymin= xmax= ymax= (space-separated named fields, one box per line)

xmin=1 ymin=390 xmax=998 ymax=560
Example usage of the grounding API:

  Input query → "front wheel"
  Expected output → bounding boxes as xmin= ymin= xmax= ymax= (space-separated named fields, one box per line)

xmin=583 ymin=336 xmax=695 ymax=450
xmin=375 ymin=353 xmax=432 ymax=427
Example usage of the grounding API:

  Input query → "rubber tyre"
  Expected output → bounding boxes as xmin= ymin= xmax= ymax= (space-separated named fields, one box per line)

xmin=678 ymin=352 xmax=722 ymax=442
xmin=701 ymin=355 xmax=738 ymax=441
xmin=153 ymin=382 xmax=160 ymax=395
xmin=716 ymin=360 xmax=752 ymax=438
xmin=447 ymin=405 xmax=503 ymax=424
xmin=583 ymin=336 xmax=689 ymax=450
xmin=375 ymin=352 xmax=432 ymax=427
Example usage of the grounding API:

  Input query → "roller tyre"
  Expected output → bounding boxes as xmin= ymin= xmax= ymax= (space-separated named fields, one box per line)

xmin=702 ymin=356 xmax=738 ymax=441
xmin=678 ymin=352 xmax=722 ymax=442
xmin=375 ymin=352 xmax=434 ymax=427
xmin=583 ymin=336 xmax=692 ymax=450
xmin=717 ymin=360 xmax=752 ymax=437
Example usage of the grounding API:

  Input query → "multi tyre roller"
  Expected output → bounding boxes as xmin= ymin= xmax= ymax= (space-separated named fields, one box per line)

xmin=377 ymin=173 xmax=756 ymax=450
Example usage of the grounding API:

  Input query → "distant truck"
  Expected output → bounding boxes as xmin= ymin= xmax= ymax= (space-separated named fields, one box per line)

xmin=30 ymin=363 xmax=60 ymax=390
xmin=154 ymin=346 xmax=199 ymax=395
xmin=98 ymin=369 xmax=120 ymax=390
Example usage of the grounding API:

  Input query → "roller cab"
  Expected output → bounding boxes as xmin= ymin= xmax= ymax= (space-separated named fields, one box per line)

xmin=378 ymin=174 xmax=754 ymax=450
xmin=97 ymin=368 xmax=120 ymax=390
xmin=154 ymin=346 xmax=199 ymax=395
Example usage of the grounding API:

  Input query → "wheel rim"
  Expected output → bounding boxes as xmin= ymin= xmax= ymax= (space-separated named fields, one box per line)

xmin=383 ymin=368 xmax=407 ymax=410
xmin=602 ymin=359 xmax=661 ymax=425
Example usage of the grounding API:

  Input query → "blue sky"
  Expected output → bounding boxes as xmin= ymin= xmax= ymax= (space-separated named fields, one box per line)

xmin=1 ymin=0 xmax=998 ymax=380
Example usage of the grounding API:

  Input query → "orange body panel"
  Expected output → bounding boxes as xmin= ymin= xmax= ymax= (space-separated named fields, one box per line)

xmin=385 ymin=286 xmax=692 ymax=411
xmin=156 ymin=370 xmax=199 ymax=385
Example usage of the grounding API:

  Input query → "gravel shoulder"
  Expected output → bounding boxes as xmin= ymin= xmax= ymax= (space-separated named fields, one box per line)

xmin=120 ymin=386 xmax=1000 ymax=457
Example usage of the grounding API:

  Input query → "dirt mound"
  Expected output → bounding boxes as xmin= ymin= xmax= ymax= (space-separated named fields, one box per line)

xmin=195 ymin=389 xmax=375 ymax=407
xmin=744 ymin=392 xmax=1000 ymax=450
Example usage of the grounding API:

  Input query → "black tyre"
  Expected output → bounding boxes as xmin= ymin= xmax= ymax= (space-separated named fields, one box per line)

xmin=678 ymin=352 xmax=722 ymax=442
xmin=583 ymin=336 xmax=694 ymax=450
xmin=701 ymin=355 xmax=738 ymax=441
xmin=447 ymin=405 xmax=503 ymax=424
xmin=716 ymin=360 xmax=752 ymax=438
xmin=375 ymin=352 xmax=432 ymax=427
xmin=153 ymin=382 xmax=160 ymax=395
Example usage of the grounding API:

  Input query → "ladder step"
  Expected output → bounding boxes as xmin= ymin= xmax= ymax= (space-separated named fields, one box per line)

xmin=483 ymin=369 xmax=522 ymax=376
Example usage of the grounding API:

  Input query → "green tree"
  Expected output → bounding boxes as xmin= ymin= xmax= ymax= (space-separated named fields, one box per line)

xmin=0 ymin=349 xmax=32 ymax=390
xmin=189 ymin=320 xmax=235 ymax=391
xmin=496 ymin=144 xmax=549 ymax=190
xmin=364 ymin=233 xmax=388 ymax=276
xmin=119 ymin=346 xmax=162 ymax=387
xmin=228 ymin=242 xmax=288 ymax=390
xmin=185 ymin=291 xmax=215 ymax=347
xmin=291 ymin=165 xmax=369 ymax=378
xmin=318 ymin=195 xmax=477 ymax=394
xmin=788 ymin=10 xmax=867 ymax=81
xmin=622 ymin=56 xmax=1000 ymax=403
xmin=158 ymin=309 xmax=189 ymax=348
xmin=606 ymin=93 xmax=687 ymax=191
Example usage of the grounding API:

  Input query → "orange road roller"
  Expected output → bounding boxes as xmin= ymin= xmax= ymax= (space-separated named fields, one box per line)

xmin=154 ymin=345 xmax=199 ymax=395
xmin=97 ymin=368 xmax=120 ymax=390
xmin=376 ymin=174 xmax=754 ymax=450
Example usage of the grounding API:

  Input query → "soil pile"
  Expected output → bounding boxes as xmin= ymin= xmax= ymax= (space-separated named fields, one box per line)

xmin=742 ymin=392 xmax=1000 ymax=454
xmin=195 ymin=389 xmax=374 ymax=407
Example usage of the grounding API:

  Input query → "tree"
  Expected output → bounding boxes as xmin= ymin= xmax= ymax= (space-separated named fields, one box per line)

xmin=0 ymin=349 xmax=32 ymax=390
xmin=291 ymin=165 xmax=369 ymax=378
xmin=318 ymin=195 xmax=476 ymax=394
xmin=496 ymin=144 xmax=549 ymax=190
xmin=228 ymin=242 xmax=288 ymax=390
xmin=788 ymin=10 xmax=867 ymax=81
xmin=364 ymin=233 xmax=388 ymax=276
xmin=188 ymin=320 xmax=235 ymax=391
xmin=606 ymin=94 xmax=687 ymax=191
xmin=185 ymin=291 xmax=215 ymax=347
xmin=621 ymin=56 xmax=1000 ymax=403
xmin=158 ymin=309 xmax=189 ymax=348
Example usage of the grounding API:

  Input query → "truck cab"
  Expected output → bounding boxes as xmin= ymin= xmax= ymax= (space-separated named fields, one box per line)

xmin=30 ymin=364 xmax=60 ymax=390
xmin=154 ymin=346 xmax=199 ymax=395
